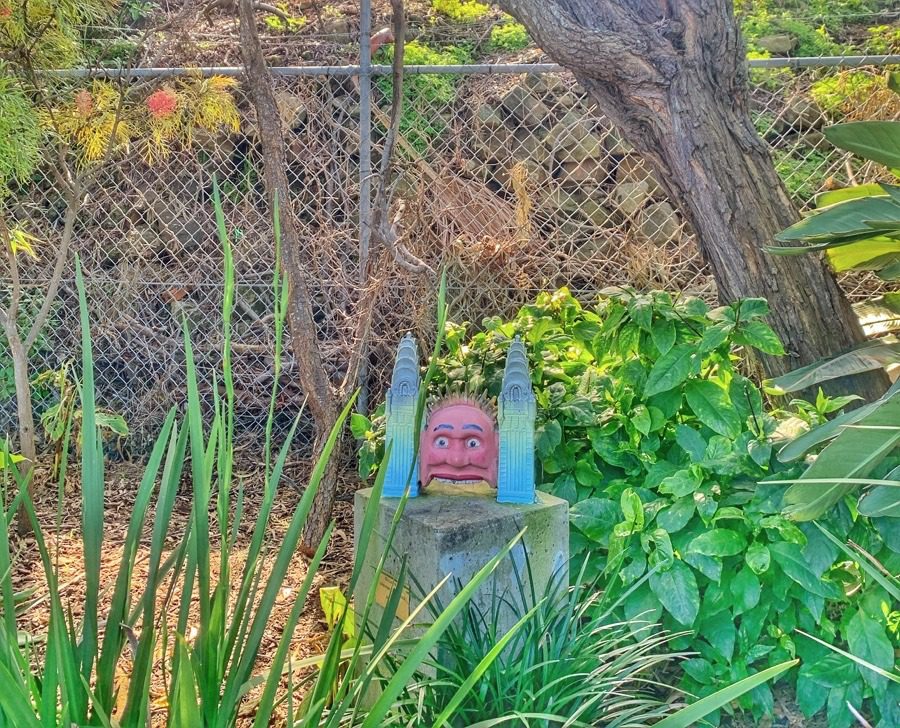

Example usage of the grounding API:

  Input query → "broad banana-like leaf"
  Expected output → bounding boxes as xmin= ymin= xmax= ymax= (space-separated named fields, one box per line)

xmin=855 ymin=293 xmax=900 ymax=335
xmin=774 ymin=196 xmax=900 ymax=244
xmin=816 ymin=183 xmax=888 ymax=207
xmin=824 ymin=120 xmax=900 ymax=169
xmin=765 ymin=337 xmax=900 ymax=393
xmin=857 ymin=465 xmax=900 ymax=517
xmin=783 ymin=392 xmax=900 ymax=521
xmin=858 ymin=485 xmax=900 ymax=518
xmin=827 ymin=240 xmax=900 ymax=275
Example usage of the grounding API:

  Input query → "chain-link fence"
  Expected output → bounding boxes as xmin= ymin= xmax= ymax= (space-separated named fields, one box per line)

xmin=3 ymin=52 xmax=899 ymax=453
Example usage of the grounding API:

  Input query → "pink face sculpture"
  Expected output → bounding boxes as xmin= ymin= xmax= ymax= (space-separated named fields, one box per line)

xmin=420 ymin=402 xmax=498 ymax=489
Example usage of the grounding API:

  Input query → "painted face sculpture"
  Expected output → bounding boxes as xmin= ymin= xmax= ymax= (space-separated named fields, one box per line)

xmin=419 ymin=400 xmax=499 ymax=489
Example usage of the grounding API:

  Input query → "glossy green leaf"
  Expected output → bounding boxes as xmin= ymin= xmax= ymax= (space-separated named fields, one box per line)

xmin=775 ymin=195 xmax=900 ymax=243
xmin=770 ymin=542 xmax=841 ymax=598
xmin=828 ymin=238 xmax=900 ymax=273
xmin=733 ymin=320 xmax=784 ymax=355
xmin=649 ymin=559 xmax=699 ymax=626
xmin=658 ymin=469 xmax=701 ymax=498
xmin=535 ymin=419 xmax=562 ymax=458
xmin=570 ymin=498 xmax=619 ymax=542
xmin=846 ymin=609 xmax=895 ymax=689
xmin=857 ymin=484 xmax=900 ymax=517
xmin=675 ymin=425 xmax=706 ymax=462
xmin=766 ymin=338 xmax=900 ymax=394
xmin=656 ymin=497 xmax=695 ymax=533
xmin=685 ymin=380 xmax=741 ymax=439
xmin=644 ymin=344 xmax=697 ymax=397
xmin=687 ymin=528 xmax=745 ymax=557
xmin=350 ymin=413 xmax=371 ymax=439
xmin=651 ymin=318 xmax=676 ymax=355
xmin=730 ymin=567 xmax=761 ymax=612
xmin=782 ymin=387 xmax=900 ymax=520
xmin=631 ymin=404 xmax=651 ymax=435
xmin=816 ymin=183 xmax=889 ymax=207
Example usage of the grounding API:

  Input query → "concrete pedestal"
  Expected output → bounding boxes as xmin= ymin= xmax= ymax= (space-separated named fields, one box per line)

xmin=353 ymin=484 xmax=568 ymax=641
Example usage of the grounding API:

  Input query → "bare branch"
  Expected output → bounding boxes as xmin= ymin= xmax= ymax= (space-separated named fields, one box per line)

xmin=24 ymin=182 xmax=83 ymax=351
xmin=238 ymin=0 xmax=337 ymax=427
xmin=370 ymin=0 xmax=434 ymax=276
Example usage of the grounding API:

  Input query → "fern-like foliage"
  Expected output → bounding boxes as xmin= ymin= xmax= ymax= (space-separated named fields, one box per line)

xmin=0 ymin=0 xmax=119 ymax=68
xmin=0 ymin=70 xmax=41 ymax=193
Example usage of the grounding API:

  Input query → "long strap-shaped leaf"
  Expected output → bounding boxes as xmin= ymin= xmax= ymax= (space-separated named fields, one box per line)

xmin=361 ymin=529 xmax=526 ymax=728
xmin=653 ymin=659 xmax=798 ymax=728
xmin=217 ymin=393 xmax=357 ymax=721
xmin=74 ymin=256 xmax=104 ymax=689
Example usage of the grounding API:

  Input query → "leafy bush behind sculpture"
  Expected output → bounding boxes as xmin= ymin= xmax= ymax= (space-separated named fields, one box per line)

xmin=356 ymin=287 xmax=899 ymax=725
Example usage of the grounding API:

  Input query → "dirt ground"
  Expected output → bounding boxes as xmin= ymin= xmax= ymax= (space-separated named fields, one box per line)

xmin=9 ymin=457 xmax=356 ymax=726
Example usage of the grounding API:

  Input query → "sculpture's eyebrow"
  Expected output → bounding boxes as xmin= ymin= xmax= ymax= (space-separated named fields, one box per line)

xmin=434 ymin=423 xmax=454 ymax=431
xmin=462 ymin=423 xmax=483 ymax=432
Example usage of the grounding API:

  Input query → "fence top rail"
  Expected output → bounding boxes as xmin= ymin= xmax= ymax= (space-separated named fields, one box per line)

xmin=44 ymin=54 xmax=900 ymax=79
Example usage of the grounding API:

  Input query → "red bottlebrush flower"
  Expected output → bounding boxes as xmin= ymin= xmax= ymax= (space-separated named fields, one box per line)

xmin=74 ymin=90 xmax=93 ymax=118
xmin=146 ymin=88 xmax=178 ymax=119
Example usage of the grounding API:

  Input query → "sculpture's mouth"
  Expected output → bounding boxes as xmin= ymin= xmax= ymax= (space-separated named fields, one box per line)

xmin=433 ymin=477 xmax=483 ymax=485
xmin=428 ymin=471 xmax=489 ymax=486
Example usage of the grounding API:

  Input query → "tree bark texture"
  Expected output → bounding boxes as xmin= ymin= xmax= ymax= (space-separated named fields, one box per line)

xmin=499 ymin=0 xmax=889 ymax=401
xmin=239 ymin=0 xmax=342 ymax=552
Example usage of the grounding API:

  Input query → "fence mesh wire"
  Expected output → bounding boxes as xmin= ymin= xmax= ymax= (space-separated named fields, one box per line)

xmin=2 ymin=59 xmax=899 ymax=452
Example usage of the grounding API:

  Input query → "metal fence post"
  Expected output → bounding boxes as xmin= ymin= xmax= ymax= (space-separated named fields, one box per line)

xmin=357 ymin=0 xmax=373 ymax=415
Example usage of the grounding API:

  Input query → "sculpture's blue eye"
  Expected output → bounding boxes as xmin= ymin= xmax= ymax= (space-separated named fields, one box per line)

xmin=435 ymin=436 xmax=449 ymax=449
xmin=465 ymin=438 xmax=481 ymax=449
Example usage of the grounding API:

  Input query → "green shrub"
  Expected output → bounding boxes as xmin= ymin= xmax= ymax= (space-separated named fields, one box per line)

xmin=489 ymin=20 xmax=530 ymax=52
xmin=361 ymin=287 xmax=898 ymax=725
xmin=397 ymin=562 xmax=716 ymax=724
xmin=866 ymin=24 xmax=900 ymax=54
xmin=375 ymin=40 xmax=473 ymax=154
xmin=431 ymin=0 xmax=490 ymax=23
xmin=772 ymin=148 xmax=833 ymax=203
xmin=811 ymin=71 xmax=895 ymax=119
xmin=0 ymin=72 xmax=41 ymax=194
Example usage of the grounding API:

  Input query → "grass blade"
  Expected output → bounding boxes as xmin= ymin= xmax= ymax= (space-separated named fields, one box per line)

xmin=654 ymin=659 xmax=798 ymax=728
xmin=361 ymin=528 xmax=526 ymax=728
xmin=74 ymin=255 xmax=104 ymax=688
xmin=433 ymin=601 xmax=545 ymax=728
xmin=796 ymin=630 xmax=900 ymax=685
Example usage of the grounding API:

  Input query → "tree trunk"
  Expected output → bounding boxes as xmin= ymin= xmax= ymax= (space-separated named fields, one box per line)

xmin=238 ymin=0 xmax=342 ymax=552
xmin=499 ymin=0 xmax=889 ymax=401
xmin=5 ymin=327 xmax=36 ymax=533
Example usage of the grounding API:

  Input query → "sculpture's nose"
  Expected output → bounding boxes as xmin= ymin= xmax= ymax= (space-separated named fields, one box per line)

xmin=446 ymin=448 xmax=467 ymax=466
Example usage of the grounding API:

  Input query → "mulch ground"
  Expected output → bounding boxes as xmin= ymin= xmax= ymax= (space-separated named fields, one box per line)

xmin=8 ymin=456 xmax=356 ymax=726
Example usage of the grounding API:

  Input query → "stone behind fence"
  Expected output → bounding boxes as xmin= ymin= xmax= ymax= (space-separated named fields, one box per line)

xmin=2 ymin=59 xmax=898 ymax=453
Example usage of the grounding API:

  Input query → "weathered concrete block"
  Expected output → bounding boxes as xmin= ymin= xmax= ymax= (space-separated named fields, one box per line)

xmin=354 ymin=485 xmax=568 ymax=639
xmin=501 ymin=84 xmax=552 ymax=128
xmin=639 ymin=201 xmax=681 ymax=245
xmin=615 ymin=153 xmax=661 ymax=198
xmin=613 ymin=180 xmax=651 ymax=217
xmin=558 ymin=158 xmax=607 ymax=184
